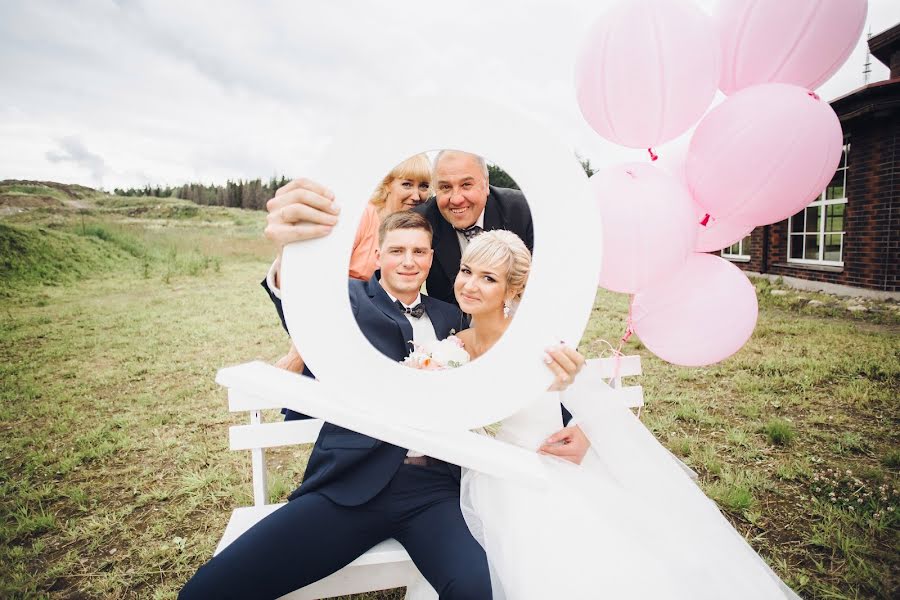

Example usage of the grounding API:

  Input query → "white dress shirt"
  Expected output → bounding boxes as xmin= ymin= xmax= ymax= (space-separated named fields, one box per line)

xmin=384 ymin=291 xmax=437 ymax=458
xmin=384 ymin=291 xmax=438 ymax=348
xmin=455 ymin=210 xmax=485 ymax=254
xmin=266 ymin=262 xmax=438 ymax=348
xmin=265 ymin=259 xmax=284 ymax=300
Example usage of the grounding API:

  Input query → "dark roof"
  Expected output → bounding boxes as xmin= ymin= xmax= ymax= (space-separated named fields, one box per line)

xmin=830 ymin=78 xmax=900 ymax=122
xmin=869 ymin=22 xmax=900 ymax=67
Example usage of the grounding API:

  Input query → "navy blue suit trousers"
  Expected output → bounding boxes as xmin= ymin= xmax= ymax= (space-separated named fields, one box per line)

xmin=179 ymin=463 xmax=491 ymax=599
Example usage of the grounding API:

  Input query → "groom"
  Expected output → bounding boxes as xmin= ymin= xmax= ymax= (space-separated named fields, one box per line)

xmin=180 ymin=211 xmax=492 ymax=599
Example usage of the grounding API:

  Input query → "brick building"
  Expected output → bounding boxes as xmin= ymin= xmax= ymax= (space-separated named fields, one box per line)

xmin=721 ymin=23 xmax=899 ymax=297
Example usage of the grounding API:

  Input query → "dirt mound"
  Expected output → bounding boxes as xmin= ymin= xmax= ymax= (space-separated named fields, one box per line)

xmin=0 ymin=179 xmax=98 ymax=200
xmin=0 ymin=193 xmax=64 ymax=209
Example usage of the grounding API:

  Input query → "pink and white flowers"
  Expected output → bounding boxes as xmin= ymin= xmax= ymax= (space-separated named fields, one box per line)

xmin=402 ymin=335 xmax=469 ymax=370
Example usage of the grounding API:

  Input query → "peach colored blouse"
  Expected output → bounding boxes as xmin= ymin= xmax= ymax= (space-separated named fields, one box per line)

xmin=349 ymin=202 xmax=380 ymax=281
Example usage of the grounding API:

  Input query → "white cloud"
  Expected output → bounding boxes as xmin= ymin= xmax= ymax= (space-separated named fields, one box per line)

xmin=45 ymin=136 xmax=109 ymax=184
xmin=0 ymin=0 xmax=897 ymax=189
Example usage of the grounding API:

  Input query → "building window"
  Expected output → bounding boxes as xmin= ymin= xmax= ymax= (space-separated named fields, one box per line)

xmin=722 ymin=234 xmax=751 ymax=261
xmin=787 ymin=143 xmax=848 ymax=266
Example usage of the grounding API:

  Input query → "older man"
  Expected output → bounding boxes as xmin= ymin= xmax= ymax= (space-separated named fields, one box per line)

xmin=410 ymin=150 xmax=533 ymax=305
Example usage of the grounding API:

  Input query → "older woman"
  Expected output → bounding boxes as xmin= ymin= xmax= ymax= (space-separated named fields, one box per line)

xmin=348 ymin=153 xmax=431 ymax=280
xmin=273 ymin=154 xmax=432 ymax=382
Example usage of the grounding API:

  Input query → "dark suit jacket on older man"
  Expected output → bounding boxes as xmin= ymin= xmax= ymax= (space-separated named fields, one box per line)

xmin=413 ymin=185 xmax=533 ymax=306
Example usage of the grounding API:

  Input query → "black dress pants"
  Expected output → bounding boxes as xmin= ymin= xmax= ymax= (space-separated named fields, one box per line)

xmin=179 ymin=463 xmax=492 ymax=599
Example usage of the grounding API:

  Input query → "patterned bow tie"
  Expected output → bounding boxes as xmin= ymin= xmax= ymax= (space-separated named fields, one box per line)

xmin=456 ymin=225 xmax=483 ymax=241
xmin=396 ymin=300 xmax=425 ymax=318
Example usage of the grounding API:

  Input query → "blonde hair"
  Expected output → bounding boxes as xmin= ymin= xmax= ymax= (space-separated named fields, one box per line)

xmin=370 ymin=153 xmax=432 ymax=208
xmin=461 ymin=230 xmax=531 ymax=301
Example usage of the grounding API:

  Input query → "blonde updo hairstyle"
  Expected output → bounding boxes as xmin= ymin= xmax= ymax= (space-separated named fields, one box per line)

xmin=370 ymin=153 xmax=432 ymax=209
xmin=461 ymin=230 xmax=532 ymax=306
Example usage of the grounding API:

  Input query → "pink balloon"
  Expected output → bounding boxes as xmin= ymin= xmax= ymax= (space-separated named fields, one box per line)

xmin=714 ymin=0 xmax=867 ymax=95
xmin=695 ymin=215 xmax=754 ymax=253
xmin=686 ymin=83 xmax=842 ymax=227
xmin=652 ymin=124 xmax=753 ymax=252
xmin=632 ymin=253 xmax=758 ymax=367
xmin=593 ymin=163 xmax=697 ymax=294
xmin=576 ymin=0 xmax=719 ymax=149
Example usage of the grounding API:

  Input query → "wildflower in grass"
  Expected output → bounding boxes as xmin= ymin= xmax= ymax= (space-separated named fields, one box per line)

xmin=808 ymin=467 xmax=899 ymax=518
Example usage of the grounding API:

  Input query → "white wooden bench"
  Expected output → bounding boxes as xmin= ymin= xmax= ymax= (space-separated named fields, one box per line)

xmin=217 ymin=390 xmax=437 ymax=600
xmin=214 ymin=354 xmax=687 ymax=599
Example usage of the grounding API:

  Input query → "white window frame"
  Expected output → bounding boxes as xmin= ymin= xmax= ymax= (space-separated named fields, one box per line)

xmin=721 ymin=235 xmax=751 ymax=261
xmin=787 ymin=143 xmax=849 ymax=267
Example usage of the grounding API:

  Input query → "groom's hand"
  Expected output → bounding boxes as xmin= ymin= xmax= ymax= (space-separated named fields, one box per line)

xmin=274 ymin=343 xmax=305 ymax=374
xmin=539 ymin=425 xmax=590 ymax=465
xmin=265 ymin=178 xmax=340 ymax=249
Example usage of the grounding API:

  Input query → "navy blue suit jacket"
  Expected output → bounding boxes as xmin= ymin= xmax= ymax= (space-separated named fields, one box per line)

xmin=262 ymin=274 xmax=468 ymax=506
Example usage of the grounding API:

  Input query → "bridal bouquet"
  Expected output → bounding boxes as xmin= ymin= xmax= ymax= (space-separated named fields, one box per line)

xmin=402 ymin=335 xmax=469 ymax=370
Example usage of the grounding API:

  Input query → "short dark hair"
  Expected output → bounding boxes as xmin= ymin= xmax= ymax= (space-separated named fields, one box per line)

xmin=378 ymin=210 xmax=433 ymax=246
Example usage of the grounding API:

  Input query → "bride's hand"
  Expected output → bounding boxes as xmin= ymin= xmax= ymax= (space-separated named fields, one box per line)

xmin=539 ymin=425 xmax=591 ymax=464
xmin=544 ymin=344 xmax=585 ymax=391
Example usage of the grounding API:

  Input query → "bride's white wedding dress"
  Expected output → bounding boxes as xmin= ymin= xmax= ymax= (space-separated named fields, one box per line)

xmin=460 ymin=388 xmax=801 ymax=599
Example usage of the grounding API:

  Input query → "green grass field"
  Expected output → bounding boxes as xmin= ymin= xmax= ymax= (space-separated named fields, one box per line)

xmin=1 ymin=183 xmax=898 ymax=598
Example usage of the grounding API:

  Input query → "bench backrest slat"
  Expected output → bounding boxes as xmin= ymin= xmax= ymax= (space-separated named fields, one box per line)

xmin=586 ymin=355 xmax=642 ymax=379
xmin=231 ymin=418 xmax=324 ymax=451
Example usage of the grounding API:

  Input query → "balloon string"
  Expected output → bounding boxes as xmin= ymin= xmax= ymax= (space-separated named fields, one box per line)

xmin=700 ymin=213 xmax=711 ymax=226
xmin=620 ymin=300 xmax=634 ymax=347
xmin=647 ymin=148 xmax=658 ymax=161
xmin=612 ymin=298 xmax=635 ymax=380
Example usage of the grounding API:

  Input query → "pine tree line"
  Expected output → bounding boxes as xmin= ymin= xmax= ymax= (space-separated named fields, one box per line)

xmin=113 ymin=176 xmax=291 ymax=211
xmin=487 ymin=157 xmax=594 ymax=190
xmin=113 ymin=157 xmax=594 ymax=210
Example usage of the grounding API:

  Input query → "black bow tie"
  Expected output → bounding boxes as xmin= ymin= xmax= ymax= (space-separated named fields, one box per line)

xmin=456 ymin=225 xmax=484 ymax=241
xmin=396 ymin=300 xmax=425 ymax=318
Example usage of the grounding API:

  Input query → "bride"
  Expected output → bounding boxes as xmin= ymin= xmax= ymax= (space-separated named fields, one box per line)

xmin=452 ymin=230 xmax=800 ymax=599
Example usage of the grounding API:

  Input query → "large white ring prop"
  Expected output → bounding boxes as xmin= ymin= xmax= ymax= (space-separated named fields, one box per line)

xmin=281 ymin=96 xmax=601 ymax=431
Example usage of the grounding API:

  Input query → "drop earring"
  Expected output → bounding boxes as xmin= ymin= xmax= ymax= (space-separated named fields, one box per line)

xmin=503 ymin=300 xmax=511 ymax=319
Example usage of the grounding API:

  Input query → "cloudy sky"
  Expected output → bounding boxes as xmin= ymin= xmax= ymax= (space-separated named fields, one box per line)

xmin=1 ymin=0 xmax=897 ymax=190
